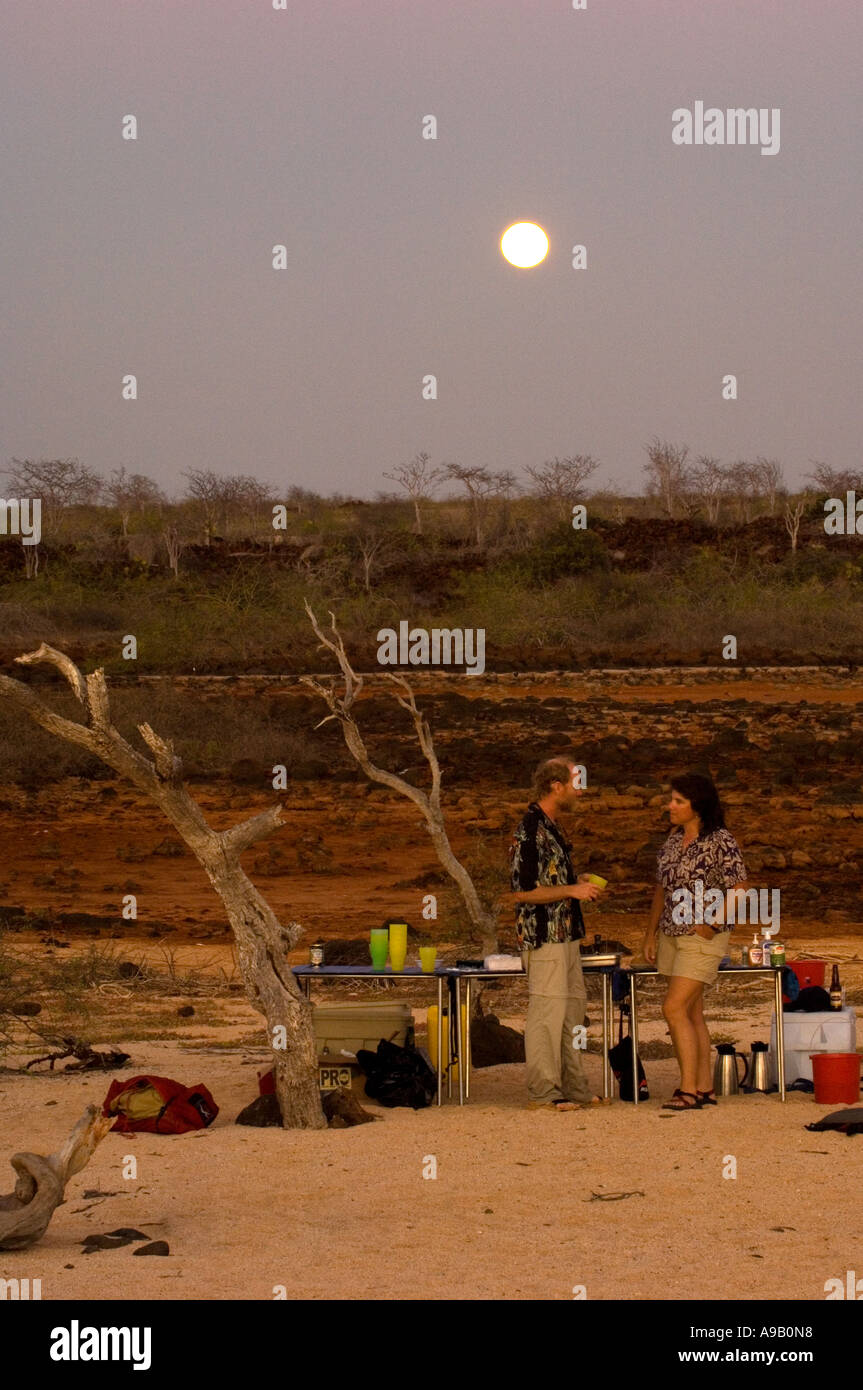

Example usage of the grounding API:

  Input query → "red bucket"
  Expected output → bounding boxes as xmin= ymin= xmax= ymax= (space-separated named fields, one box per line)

xmin=810 ymin=1053 xmax=860 ymax=1105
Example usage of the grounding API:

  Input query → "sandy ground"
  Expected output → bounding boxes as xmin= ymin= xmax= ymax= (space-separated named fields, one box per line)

xmin=3 ymin=997 xmax=862 ymax=1303
xmin=1 ymin=670 xmax=860 ymax=1301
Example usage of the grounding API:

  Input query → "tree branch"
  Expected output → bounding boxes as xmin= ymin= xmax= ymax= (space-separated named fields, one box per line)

xmin=220 ymin=804 xmax=287 ymax=857
xmin=14 ymin=642 xmax=88 ymax=706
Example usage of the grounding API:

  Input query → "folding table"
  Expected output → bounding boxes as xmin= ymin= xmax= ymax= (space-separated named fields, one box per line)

xmin=625 ymin=962 xmax=788 ymax=1104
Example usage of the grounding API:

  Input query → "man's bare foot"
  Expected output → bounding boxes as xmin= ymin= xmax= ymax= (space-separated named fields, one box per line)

xmin=589 ymin=1095 xmax=613 ymax=1105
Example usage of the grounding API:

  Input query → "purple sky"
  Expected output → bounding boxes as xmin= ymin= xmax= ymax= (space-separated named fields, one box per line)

xmin=2 ymin=0 xmax=860 ymax=499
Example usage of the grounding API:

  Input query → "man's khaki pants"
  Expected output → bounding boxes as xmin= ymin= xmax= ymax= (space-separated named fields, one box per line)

xmin=521 ymin=939 xmax=592 ymax=1105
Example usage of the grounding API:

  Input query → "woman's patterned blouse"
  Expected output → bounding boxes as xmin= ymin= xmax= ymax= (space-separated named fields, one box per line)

xmin=655 ymin=826 xmax=747 ymax=936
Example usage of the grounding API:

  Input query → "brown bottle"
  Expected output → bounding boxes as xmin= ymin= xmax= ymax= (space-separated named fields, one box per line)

xmin=829 ymin=964 xmax=842 ymax=1011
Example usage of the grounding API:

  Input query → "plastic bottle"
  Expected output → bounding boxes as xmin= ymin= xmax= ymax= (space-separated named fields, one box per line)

xmin=748 ymin=933 xmax=762 ymax=967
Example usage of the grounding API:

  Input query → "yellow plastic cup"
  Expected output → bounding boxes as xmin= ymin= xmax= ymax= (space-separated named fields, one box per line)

xmin=388 ymin=922 xmax=408 ymax=973
xmin=584 ymin=874 xmax=608 ymax=889
xmin=419 ymin=946 xmax=437 ymax=973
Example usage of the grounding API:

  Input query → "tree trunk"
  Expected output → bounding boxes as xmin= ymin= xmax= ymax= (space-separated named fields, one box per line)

xmin=0 ymin=648 xmax=326 ymax=1130
xmin=198 ymin=854 xmax=324 ymax=1127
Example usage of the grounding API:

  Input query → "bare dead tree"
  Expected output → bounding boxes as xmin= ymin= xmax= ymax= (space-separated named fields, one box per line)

xmin=161 ymin=525 xmax=186 ymax=579
xmin=383 ymin=452 xmax=444 ymax=535
xmin=805 ymin=462 xmax=863 ymax=495
xmin=784 ymin=499 xmax=805 ymax=553
xmin=0 ymin=645 xmax=325 ymax=1129
xmin=642 ymin=439 xmax=690 ymax=518
xmin=752 ymin=457 xmax=785 ymax=515
xmin=182 ymin=469 xmax=251 ymax=544
xmin=524 ymin=455 xmax=600 ymax=524
xmin=441 ymin=462 xmax=517 ymax=547
xmin=105 ymin=468 xmax=165 ymax=537
xmin=688 ymin=456 xmax=728 ymax=524
xmin=725 ymin=460 xmax=761 ymax=523
xmin=302 ymin=603 xmax=498 ymax=955
xmin=0 ymin=1104 xmax=112 ymax=1250
xmin=4 ymin=457 xmax=103 ymax=535
xmin=21 ymin=540 xmax=40 ymax=580
xmin=231 ymin=476 xmax=274 ymax=536
xmin=354 ymin=528 xmax=397 ymax=594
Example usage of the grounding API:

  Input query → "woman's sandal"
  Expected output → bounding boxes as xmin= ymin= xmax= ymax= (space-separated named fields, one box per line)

xmin=662 ymin=1091 xmax=702 ymax=1110
xmin=697 ymin=1089 xmax=718 ymax=1106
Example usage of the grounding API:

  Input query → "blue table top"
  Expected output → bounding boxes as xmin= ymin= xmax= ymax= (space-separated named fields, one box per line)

xmin=294 ymin=961 xmax=780 ymax=977
xmin=292 ymin=961 xmax=620 ymax=977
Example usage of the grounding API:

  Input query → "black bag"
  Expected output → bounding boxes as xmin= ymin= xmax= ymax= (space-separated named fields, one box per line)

xmin=355 ymin=1038 xmax=437 ymax=1109
xmin=608 ymin=999 xmax=649 ymax=1102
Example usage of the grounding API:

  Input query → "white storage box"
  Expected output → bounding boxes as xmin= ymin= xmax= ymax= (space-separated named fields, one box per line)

xmin=769 ymin=1008 xmax=857 ymax=1085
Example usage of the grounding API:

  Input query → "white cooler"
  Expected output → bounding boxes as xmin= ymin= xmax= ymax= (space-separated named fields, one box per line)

xmin=769 ymin=1007 xmax=857 ymax=1085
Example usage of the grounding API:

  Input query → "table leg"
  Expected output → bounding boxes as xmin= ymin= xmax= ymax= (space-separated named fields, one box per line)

xmin=446 ymin=976 xmax=455 ymax=1099
xmin=436 ymin=974 xmax=443 ymax=1107
xmin=456 ymin=976 xmax=465 ymax=1106
xmin=629 ymin=975 xmax=640 ymax=1106
xmin=465 ymin=979 xmax=472 ymax=1101
xmin=602 ymin=972 xmax=612 ymax=1100
xmin=774 ymin=968 xmax=786 ymax=1101
xmin=302 ymin=976 xmax=311 ymax=1001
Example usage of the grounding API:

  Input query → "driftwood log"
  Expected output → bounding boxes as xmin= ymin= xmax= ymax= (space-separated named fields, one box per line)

xmin=0 ymin=1105 xmax=113 ymax=1251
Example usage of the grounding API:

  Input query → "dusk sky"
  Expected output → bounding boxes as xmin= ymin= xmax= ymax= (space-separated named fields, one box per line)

xmin=2 ymin=0 xmax=860 ymax=500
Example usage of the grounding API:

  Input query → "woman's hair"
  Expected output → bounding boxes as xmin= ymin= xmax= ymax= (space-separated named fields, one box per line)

xmin=670 ymin=772 xmax=726 ymax=834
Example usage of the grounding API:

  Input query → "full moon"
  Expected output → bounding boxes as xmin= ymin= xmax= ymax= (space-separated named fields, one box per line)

xmin=500 ymin=221 xmax=549 ymax=267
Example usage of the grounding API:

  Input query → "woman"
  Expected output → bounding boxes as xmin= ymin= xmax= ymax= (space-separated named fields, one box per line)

xmin=641 ymin=773 xmax=747 ymax=1110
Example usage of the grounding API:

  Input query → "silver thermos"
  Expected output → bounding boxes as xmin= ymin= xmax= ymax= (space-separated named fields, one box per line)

xmin=743 ymin=1040 xmax=772 ymax=1092
xmin=713 ymin=1043 xmax=747 ymax=1096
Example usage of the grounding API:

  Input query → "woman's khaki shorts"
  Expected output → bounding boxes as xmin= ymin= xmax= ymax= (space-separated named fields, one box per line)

xmin=656 ymin=929 xmax=731 ymax=986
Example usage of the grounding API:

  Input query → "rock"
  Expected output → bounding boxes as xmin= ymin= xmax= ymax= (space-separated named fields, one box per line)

xmin=177 ymin=1005 xmax=195 ymax=1017
xmin=13 ymin=1001 xmax=41 ymax=1016
xmin=759 ymin=849 xmax=787 ymax=869
xmin=790 ymin=850 xmax=812 ymax=868
xmin=322 ymin=1089 xmax=377 ymax=1126
xmin=133 ymin=1241 xmax=170 ymax=1257
xmin=235 ymin=1094 xmax=282 ymax=1127
xmin=470 ymin=1011 xmax=525 ymax=1067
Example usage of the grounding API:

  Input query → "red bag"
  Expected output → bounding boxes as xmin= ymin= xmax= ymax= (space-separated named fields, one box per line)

xmin=103 ymin=1074 xmax=219 ymax=1134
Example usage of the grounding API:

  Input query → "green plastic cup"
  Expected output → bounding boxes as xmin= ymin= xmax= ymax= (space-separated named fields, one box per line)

xmin=369 ymin=927 xmax=388 ymax=971
xmin=584 ymin=874 xmax=608 ymax=890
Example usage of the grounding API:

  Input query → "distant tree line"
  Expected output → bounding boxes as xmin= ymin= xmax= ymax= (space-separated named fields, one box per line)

xmin=1 ymin=444 xmax=859 ymax=582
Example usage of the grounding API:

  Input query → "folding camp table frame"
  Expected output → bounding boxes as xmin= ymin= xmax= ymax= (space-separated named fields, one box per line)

xmin=444 ymin=962 xmax=619 ymax=1106
xmin=293 ymin=964 xmax=447 ymax=1104
xmin=294 ymin=961 xmax=618 ymax=1107
xmin=625 ymin=963 xmax=787 ymax=1104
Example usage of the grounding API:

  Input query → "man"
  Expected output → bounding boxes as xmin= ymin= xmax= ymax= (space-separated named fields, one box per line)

xmin=509 ymin=756 xmax=604 ymax=1111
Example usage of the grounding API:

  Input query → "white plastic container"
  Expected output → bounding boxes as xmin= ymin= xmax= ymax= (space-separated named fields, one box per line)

xmin=769 ymin=1007 xmax=857 ymax=1085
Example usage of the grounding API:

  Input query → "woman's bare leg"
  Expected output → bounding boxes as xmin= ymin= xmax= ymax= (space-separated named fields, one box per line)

xmin=662 ymin=976 xmax=704 ymax=1096
xmin=686 ymin=988 xmax=713 ymax=1092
